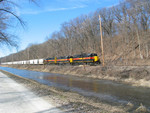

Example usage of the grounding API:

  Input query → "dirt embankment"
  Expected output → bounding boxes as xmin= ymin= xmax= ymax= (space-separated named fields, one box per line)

xmin=1 ymin=64 xmax=150 ymax=88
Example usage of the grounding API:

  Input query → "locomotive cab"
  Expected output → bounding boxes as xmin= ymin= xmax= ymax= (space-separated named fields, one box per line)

xmin=88 ymin=53 xmax=100 ymax=64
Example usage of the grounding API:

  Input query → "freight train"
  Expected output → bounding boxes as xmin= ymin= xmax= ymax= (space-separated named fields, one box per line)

xmin=1 ymin=53 xmax=100 ymax=65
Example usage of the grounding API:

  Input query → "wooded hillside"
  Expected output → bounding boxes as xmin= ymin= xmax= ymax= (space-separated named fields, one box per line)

xmin=1 ymin=0 xmax=150 ymax=65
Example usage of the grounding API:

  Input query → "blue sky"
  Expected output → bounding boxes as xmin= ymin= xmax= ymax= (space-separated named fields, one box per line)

xmin=0 ymin=0 xmax=121 ymax=57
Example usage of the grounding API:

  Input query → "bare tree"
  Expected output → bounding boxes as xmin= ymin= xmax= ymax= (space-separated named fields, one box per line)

xmin=0 ymin=0 xmax=37 ymax=48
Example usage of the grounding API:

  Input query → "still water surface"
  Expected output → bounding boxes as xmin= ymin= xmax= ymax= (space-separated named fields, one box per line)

xmin=0 ymin=67 xmax=150 ymax=108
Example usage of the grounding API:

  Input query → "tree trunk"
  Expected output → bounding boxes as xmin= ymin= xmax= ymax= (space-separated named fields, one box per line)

xmin=136 ymin=28 xmax=143 ymax=59
xmin=146 ymin=44 xmax=149 ymax=58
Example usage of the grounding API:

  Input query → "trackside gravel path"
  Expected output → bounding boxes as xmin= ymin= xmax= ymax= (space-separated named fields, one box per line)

xmin=0 ymin=72 xmax=63 ymax=113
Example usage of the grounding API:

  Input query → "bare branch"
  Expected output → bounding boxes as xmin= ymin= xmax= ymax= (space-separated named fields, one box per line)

xmin=0 ymin=8 xmax=25 ymax=28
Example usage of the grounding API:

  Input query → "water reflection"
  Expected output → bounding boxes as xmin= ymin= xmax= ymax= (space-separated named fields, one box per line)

xmin=0 ymin=67 xmax=150 ymax=108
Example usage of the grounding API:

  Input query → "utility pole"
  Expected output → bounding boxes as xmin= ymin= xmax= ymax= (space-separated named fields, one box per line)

xmin=99 ymin=15 xmax=105 ymax=67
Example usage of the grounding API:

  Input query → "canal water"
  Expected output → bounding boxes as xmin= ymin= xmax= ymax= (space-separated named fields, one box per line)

xmin=0 ymin=66 xmax=150 ymax=109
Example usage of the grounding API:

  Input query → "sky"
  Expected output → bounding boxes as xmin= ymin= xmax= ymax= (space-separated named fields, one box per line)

xmin=0 ymin=0 xmax=121 ymax=57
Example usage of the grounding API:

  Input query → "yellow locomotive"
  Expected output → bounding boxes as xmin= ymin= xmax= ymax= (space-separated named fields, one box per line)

xmin=44 ymin=53 xmax=100 ymax=65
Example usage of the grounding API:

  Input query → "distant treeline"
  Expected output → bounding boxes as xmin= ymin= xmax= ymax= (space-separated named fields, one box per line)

xmin=1 ymin=0 xmax=150 ymax=65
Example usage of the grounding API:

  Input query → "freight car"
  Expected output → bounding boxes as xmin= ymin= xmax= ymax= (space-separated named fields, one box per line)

xmin=1 ymin=59 xmax=44 ymax=65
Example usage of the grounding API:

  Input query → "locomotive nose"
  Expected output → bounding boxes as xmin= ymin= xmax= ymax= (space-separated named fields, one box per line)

xmin=94 ymin=56 xmax=99 ymax=62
